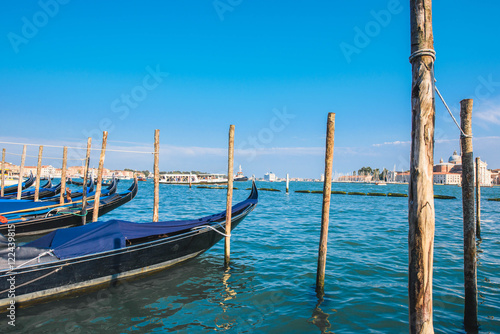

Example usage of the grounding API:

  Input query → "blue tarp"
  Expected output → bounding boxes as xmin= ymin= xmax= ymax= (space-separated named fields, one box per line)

xmin=0 ymin=199 xmax=62 ymax=214
xmin=25 ymin=197 xmax=256 ymax=259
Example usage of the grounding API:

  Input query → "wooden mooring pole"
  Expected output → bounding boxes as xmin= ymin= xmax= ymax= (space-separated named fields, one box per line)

xmin=92 ymin=131 xmax=108 ymax=222
xmin=34 ymin=145 xmax=43 ymax=202
xmin=59 ymin=147 xmax=68 ymax=204
xmin=1 ymin=148 xmax=5 ymax=197
xmin=409 ymin=0 xmax=435 ymax=332
xmin=81 ymin=138 xmax=92 ymax=225
xmin=153 ymin=129 xmax=160 ymax=222
xmin=224 ymin=125 xmax=235 ymax=268
xmin=475 ymin=157 xmax=481 ymax=239
xmin=460 ymin=99 xmax=478 ymax=331
xmin=17 ymin=145 xmax=27 ymax=200
xmin=316 ymin=112 xmax=335 ymax=295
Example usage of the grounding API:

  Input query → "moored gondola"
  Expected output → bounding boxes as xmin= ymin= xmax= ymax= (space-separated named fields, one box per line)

xmin=0 ymin=179 xmax=137 ymax=236
xmin=0 ymin=181 xmax=257 ymax=309
xmin=1 ymin=172 xmax=35 ymax=195
xmin=0 ymin=179 xmax=61 ymax=201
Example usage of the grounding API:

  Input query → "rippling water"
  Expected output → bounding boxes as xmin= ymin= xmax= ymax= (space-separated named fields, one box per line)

xmin=2 ymin=181 xmax=499 ymax=333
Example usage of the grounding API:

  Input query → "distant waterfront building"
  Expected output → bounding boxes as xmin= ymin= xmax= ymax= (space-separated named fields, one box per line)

xmin=491 ymin=169 xmax=500 ymax=185
xmin=264 ymin=172 xmax=276 ymax=182
xmin=431 ymin=151 xmax=492 ymax=186
xmin=320 ymin=174 xmax=325 ymax=182
xmin=23 ymin=166 xmax=38 ymax=177
xmin=476 ymin=159 xmax=492 ymax=187
xmin=433 ymin=172 xmax=461 ymax=185
xmin=337 ymin=174 xmax=372 ymax=183
xmin=432 ymin=155 xmax=462 ymax=185
xmin=395 ymin=172 xmax=410 ymax=183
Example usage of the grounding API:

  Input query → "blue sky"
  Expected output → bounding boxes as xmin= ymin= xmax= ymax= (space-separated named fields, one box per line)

xmin=0 ymin=1 xmax=499 ymax=178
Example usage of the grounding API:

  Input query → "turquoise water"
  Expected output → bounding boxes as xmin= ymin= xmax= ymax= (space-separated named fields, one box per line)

xmin=2 ymin=181 xmax=499 ymax=333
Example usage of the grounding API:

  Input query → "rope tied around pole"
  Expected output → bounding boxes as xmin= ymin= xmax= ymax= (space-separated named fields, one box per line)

xmin=409 ymin=48 xmax=436 ymax=63
xmin=409 ymin=48 xmax=472 ymax=139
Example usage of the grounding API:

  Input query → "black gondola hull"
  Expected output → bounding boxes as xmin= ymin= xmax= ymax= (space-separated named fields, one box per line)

xmin=0 ymin=196 xmax=255 ymax=309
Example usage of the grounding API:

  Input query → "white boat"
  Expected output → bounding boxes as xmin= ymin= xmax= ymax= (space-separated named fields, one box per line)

xmin=159 ymin=173 xmax=228 ymax=185
xmin=2 ymin=179 xmax=19 ymax=186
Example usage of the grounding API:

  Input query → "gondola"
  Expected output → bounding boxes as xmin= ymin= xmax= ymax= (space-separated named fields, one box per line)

xmin=1 ymin=172 xmax=35 ymax=194
xmin=0 ymin=179 xmax=61 ymax=201
xmin=0 ymin=177 xmax=114 ymax=214
xmin=68 ymin=178 xmax=119 ymax=186
xmin=40 ymin=176 xmax=116 ymax=202
xmin=0 ymin=179 xmax=138 ymax=236
xmin=0 ymin=181 xmax=257 ymax=309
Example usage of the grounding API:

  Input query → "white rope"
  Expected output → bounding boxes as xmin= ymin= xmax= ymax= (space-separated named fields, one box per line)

xmin=192 ymin=223 xmax=231 ymax=237
xmin=8 ymin=250 xmax=56 ymax=271
xmin=0 ymin=142 xmax=84 ymax=150
xmin=1 ymin=263 xmax=67 ymax=294
xmin=408 ymin=49 xmax=472 ymax=139
xmin=434 ymin=83 xmax=472 ymax=138
xmin=103 ymin=148 xmax=155 ymax=154
xmin=5 ymin=152 xmax=84 ymax=161
xmin=409 ymin=48 xmax=436 ymax=62
xmin=0 ymin=141 xmax=155 ymax=154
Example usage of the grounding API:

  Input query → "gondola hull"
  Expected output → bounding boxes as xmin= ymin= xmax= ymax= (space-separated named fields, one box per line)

xmin=1 ymin=173 xmax=35 ymax=195
xmin=0 ymin=183 xmax=257 ymax=309
xmin=0 ymin=180 xmax=137 ymax=236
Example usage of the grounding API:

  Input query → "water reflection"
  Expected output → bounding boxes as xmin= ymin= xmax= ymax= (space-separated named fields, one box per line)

xmin=309 ymin=292 xmax=334 ymax=333
xmin=213 ymin=267 xmax=238 ymax=330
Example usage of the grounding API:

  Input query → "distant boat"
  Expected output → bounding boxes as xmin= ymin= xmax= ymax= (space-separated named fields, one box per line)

xmin=159 ymin=173 xmax=228 ymax=185
xmin=234 ymin=165 xmax=248 ymax=182
xmin=375 ymin=181 xmax=387 ymax=186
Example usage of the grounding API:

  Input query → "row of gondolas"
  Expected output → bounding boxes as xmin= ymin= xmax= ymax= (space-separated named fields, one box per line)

xmin=0 ymin=174 xmax=258 ymax=311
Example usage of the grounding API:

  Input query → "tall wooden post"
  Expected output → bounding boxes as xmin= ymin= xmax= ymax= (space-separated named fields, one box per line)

xmin=1 ymin=149 xmax=5 ymax=197
xmin=460 ymin=99 xmax=478 ymax=331
xmin=224 ymin=125 xmax=235 ymax=268
xmin=189 ymin=172 xmax=192 ymax=188
xmin=92 ymin=131 xmax=108 ymax=222
xmin=60 ymin=147 xmax=68 ymax=204
xmin=409 ymin=1 xmax=435 ymax=332
xmin=17 ymin=145 xmax=27 ymax=200
xmin=475 ymin=157 xmax=481 ymax=239
xmin=34 ymin=146 xmax=44 ymax=202
xmin=286 ymin=173 xmax=289 ymax=193
xmin=81 ymin=138 xmax=92 ymax=225
xmin=153 ymin=129 xmax=160 ymax=222
xmin=316 ymin=113 xmax=335 ymax=295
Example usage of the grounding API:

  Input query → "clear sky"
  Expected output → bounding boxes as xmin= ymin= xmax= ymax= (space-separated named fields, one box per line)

xmin=0 ymin=1 xmax=499 ymax=178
